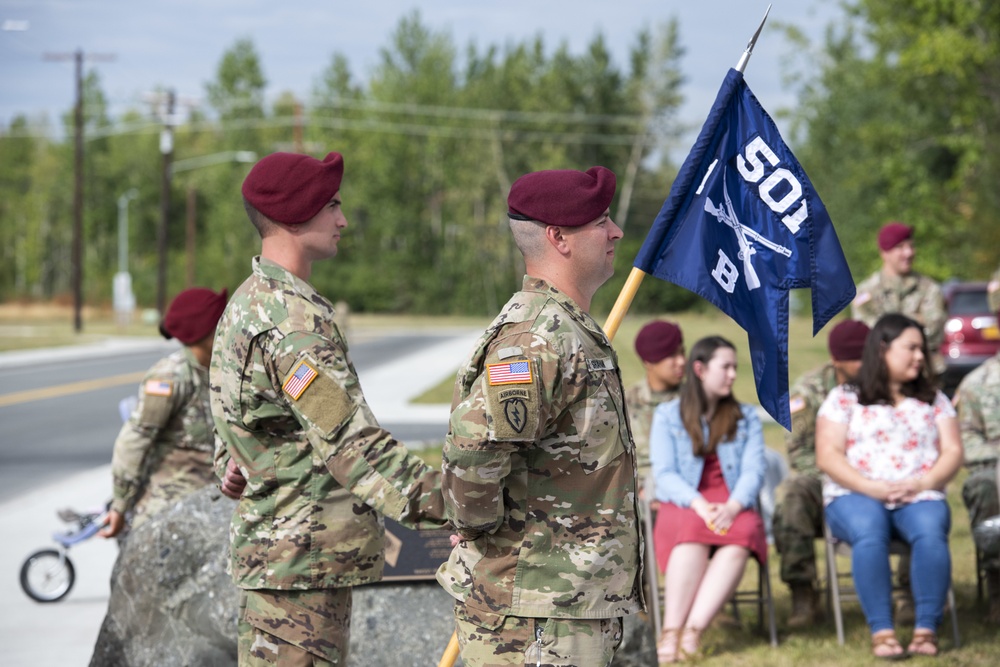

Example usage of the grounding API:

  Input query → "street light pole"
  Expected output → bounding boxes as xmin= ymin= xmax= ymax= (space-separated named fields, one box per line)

xmin=114 ymin=189 xmax=139 ymax=327
xmin=156 ymin=89 xmax=176 ymax=316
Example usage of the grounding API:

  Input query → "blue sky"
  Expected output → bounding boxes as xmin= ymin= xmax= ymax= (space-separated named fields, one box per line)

xmin=0 ymin=1 xmax=842 ymax=148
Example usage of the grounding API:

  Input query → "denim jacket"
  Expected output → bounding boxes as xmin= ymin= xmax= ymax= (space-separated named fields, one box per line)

xmin=649 ymin=399 xmax=765 ymax=510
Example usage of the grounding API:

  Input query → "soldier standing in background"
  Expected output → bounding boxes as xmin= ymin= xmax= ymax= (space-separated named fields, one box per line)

xmin=99 ymin=287 xmax=227 ymax=538
xmin=852 ymin=221 xmax=946 ymax=375
xmin=437 ymin=166 xmax=643 ymax=666
xmin=955 ymin=325 xmax=1000 ymax=624
xmin=772 ymin=319 xmax=869 ymax=628
xmin=625 ymin=319 xmax=685 ymax=482
xmin=211 ymin=151 xmax=447 ymax=666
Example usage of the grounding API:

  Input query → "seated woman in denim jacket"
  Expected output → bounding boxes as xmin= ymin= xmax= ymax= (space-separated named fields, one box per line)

xmin=650 ymin=336 xmax=766 ymax=663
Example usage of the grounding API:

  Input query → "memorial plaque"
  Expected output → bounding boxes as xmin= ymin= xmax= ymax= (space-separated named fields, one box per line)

xmin=380 ymin=517 xmax=454 ymax=582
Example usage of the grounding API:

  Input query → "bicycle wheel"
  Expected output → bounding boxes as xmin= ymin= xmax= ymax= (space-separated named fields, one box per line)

xmin=19 ymin=549 xmax=75 ymax=602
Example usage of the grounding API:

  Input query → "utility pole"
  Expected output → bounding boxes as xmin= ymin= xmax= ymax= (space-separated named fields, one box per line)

xmin=44 ymin=49 xmax=114 ymax=332
xmin=156 ymin=89 xmax=176 ymax=315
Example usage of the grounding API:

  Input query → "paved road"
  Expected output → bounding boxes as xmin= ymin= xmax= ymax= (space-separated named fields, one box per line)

xmin=0 ymin=331 xmax=469 ymax=504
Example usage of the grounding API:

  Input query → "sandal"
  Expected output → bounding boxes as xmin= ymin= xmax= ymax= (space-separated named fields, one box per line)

xmin=679 ymin=626 xmax=702 ymax=659
xmin=657 ymin=627 xmax=680 ymax=664
xmin=871 ymin=629 xmax=908 ymax=661
xmin=908 ymin=628 xmax=939 ymax=657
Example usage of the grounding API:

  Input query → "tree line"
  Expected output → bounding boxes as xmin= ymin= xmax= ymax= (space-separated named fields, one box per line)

xmin=1 ymin=3 xmax=997 ymax=319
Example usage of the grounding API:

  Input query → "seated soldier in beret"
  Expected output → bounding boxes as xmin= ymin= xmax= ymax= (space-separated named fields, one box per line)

xmin=437 ymin=166 xmax=643 ymax=666
xmin=211 ymin=151 xmax=449 ymax=666
xmin=626 ymin=319 xmax=685 ymax=484
xmin=100 ymin=287 xmax=228 ymax=538
xmin=772 ymin=319 xmax=870 ymax=628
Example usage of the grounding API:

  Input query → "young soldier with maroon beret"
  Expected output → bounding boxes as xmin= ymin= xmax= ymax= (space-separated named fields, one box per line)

xmin=210 ymin=151 xmax=448 ymax=666
xmin=437 ymin=166 xmax=644 ymax=666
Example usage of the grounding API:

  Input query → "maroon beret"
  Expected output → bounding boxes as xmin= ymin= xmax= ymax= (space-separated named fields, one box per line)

xmin=161 ymin=288 xmax=228 ymax=345
xmin=635 ymin=320 xmax=684 ymax=363
xmin=507 ymin=166 xmax=616 ymax=227
xmin=877 ymin=221 xmax=913 ymax=251
xmin=828 ymin=319 xmax=870 ymax=361
xmin=242 ymin=151 xmax=344 ymax=224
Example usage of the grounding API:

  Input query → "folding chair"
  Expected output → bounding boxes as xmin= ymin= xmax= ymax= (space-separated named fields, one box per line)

xmin=728 ymin=552 xmax=779 ymax=647
xmin=823 ymin=522 xmax=960 ymax=647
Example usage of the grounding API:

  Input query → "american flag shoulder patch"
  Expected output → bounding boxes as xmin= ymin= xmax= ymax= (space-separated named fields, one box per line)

xmin=144 ymin=379 xmax=172 ymax=397
xmin=487 ymin=360 xmax=533 ymax=386
xmin=282 ymin=360 xmax=319 ymax=400
xmin=789 ymin=395 xmax=806 ymax=414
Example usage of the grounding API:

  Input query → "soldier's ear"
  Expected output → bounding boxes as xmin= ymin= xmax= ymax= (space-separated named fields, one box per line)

xmin=545 ymin=225 xmax=570 ymax=255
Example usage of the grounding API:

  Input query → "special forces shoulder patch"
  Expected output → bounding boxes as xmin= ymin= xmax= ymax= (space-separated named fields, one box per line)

xmin=282 ymin=360 xmax=319 ymax=400
xmin=485 ymin=360 xmax=538 ymax=440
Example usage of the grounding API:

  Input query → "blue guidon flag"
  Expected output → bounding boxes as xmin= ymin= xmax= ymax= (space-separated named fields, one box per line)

xmin=635 ymin=68 xmax=855 ymax=429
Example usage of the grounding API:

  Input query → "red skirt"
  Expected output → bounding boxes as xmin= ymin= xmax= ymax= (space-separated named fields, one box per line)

xmin=653 ymin=453 xmax=767 ymax=573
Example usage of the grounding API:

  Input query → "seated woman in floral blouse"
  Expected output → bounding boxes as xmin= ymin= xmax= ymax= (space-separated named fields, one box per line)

xmin=817 ymin=313 xmax=963 ymax=659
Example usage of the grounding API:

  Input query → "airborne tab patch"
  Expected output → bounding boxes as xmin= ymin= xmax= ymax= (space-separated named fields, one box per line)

xmin=144 ymin=379 xmax=173 ymax=397
xmin=282 ymin=360 xmax=319 ymax=400
xmin=487 ymin=360 xmax=532 ymax=385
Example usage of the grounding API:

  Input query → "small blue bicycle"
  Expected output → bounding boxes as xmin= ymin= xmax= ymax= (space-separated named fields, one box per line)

xmin=19 ymin=505 xmax=108 ymax=603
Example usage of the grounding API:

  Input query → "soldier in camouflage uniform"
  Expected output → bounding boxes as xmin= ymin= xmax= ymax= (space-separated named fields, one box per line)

xmin=625 ymin=320 xmax=684 ymax=482
xmin=852 ymin=222 xmax=946 ymax=374
xmin=211 ymin=151 xmax=448 ymax=666
xmin=772 ymin=319 xmax=869 ymax=628
xmin=955 ymin=339 xmax=1000 ymax=623
xmin=99 ymin=287 xmax=228 ymax=538
xmin=437 ymin=166 xmax=643 ymax=667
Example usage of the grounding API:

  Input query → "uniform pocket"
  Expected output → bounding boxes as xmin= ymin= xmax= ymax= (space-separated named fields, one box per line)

xmin=575 ymin=375 xmax=626 ymax=473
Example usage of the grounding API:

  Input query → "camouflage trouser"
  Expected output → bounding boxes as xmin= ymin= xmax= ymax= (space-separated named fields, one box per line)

xmin=238 ymin=588 xmax=351 ymax=666
xmin=454 ymin=604 xmax=623 ymax=667
xmin=963 ymin=463 xmax=1000 ymax=571
xmin=772 ymin=473 xmax=823 ymax=586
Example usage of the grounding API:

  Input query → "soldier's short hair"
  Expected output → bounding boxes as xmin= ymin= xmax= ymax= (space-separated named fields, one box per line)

xmin=509 ymin=218 xmax=547 ymax=260
xmin=243 ymin=197 xmax=278 ymax=239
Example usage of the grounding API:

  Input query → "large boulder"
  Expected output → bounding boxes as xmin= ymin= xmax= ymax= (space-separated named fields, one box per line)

xmin=89 ymin=485 xmax=658 ymax=666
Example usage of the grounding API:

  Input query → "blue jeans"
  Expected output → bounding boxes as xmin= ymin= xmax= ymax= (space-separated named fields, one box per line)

xmin=825 ymin=494 xmax=951 ymax=633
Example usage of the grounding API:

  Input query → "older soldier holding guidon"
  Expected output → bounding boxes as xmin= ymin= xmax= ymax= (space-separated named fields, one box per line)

xmin=852 ymin=222 xmax=946 ymax=374
xmin=211 ymin=151 xmax=447 ymax=666
xmin=955 ymin=316 xmax=1000 ymax=624
xmin=772 ymin=319 xmax=869 ymax=628
xmin=100 ymin=287 xmax=227 ymax=538
xmin=625 ymin=320 xmax=685 ymax=481
xmin=437 ymin=166 xmax=643 ymax=667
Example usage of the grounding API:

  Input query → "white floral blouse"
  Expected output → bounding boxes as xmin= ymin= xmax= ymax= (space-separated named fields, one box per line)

xmin=817 ymin=385 xmax=956 ymax=508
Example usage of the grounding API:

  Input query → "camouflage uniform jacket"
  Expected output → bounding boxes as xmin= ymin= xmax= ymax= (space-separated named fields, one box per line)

xmin=110 ymin=347 xmax=214 ymax=514
xmin=211 ymin=257 xmax=445 ymax=592
xmin=852 ymin=270 xmax=946 ymax=352
xmin=956 ymin=353 xmax=1000 ymax=466
xmin=436 ymin=276 xmax=644 ymax=621
xmin=786 ymin=363 xmax=839 ymax=478
xmin=625 ymin=380 xmax=679 ymax=480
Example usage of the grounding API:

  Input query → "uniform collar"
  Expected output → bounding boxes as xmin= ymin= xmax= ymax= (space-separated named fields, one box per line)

xmin=252 ymin=256 xmax=328 ymax=308
xmin=520 ymin=275 xmax=608 ymax=342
